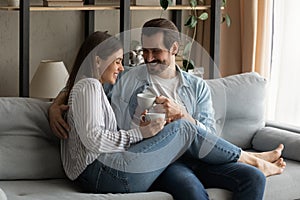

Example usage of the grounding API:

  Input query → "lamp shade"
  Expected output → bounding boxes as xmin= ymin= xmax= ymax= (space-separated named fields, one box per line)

xmin=30 ymin=60 xmax=69 ymax=99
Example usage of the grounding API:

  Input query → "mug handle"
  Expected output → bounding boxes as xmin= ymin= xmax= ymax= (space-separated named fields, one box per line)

xmin=140 ymin=114 xmax=146 ymax=122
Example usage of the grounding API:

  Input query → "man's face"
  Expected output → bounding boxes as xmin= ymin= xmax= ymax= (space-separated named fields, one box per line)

xmin=142 ymin=32 xmax=172 ymax=75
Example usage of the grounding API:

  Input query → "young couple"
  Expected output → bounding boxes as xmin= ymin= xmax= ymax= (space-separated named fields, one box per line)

xmin=49 ymin=18 xmax=285 ymax=200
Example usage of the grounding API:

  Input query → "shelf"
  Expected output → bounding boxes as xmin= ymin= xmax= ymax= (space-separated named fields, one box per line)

xmin=0 ymin=5 xmax=119 ymax=11
xmin=131 ymin=5 xmax=211 ymax=10
xmin=0 ymin=5 xmax=210 ymax=11
xmin=0 ymin=0 xmax=220 ymax=97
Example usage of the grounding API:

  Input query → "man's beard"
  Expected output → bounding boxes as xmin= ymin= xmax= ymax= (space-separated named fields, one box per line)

xmin=146 ymin=60 xmax=169 ymax=75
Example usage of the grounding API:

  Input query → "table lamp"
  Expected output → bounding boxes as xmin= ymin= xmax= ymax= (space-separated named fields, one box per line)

xmin=30 ymin=60 xmax=69 ymax=101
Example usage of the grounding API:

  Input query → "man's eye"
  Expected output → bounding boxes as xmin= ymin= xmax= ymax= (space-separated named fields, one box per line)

xmin=153 ymin=49 xmax=163 ymax=55
xmin=142 ymin=49 xmax=149 ymax=54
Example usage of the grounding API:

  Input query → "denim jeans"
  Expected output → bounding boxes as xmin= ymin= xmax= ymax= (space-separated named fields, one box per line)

xmin=75 ymin=119 xmax=242 ymax=193
xmin=149 ymin=155 xmax=266 ymax=200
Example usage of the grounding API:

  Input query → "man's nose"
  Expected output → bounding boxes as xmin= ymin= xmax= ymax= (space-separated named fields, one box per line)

xmin=143 ymin=51 xmax=155 ymax=62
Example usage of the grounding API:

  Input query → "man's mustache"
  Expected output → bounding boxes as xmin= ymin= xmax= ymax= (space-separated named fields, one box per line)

xmin=145 ymin=60 xmax=164 ymax=65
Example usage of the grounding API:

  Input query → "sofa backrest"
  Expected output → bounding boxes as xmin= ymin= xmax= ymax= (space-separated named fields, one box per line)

xmin=0 ymin=72 xmax=266 ymax=180
xmin=206 ymin=72 xmax=267 ymax=149
xmin=0 ymin=97 xmax=65 ymax=180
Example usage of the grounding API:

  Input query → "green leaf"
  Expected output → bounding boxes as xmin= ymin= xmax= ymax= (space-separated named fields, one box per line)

xmin=184 ymin=15 xmax=198 ymax=28
xmin=225 ymin=14 xmax=231 ymax=27
xmin=160 ymin=0 xmax=169 ymax=10
xmin=168 ymin=0 xmax=174 ymax=5
xmin=198 ymin=12 xmax=208 ymax=20
xmin=190 ymin=0 xmax=197 ymax=8
xmin=183 ymin=42 xmax=192 ymax=57
xmin=222 ymin=0 xmax=227 ymax=7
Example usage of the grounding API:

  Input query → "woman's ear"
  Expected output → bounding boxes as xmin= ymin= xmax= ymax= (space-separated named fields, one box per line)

xmin=170 ymin=42 xmax=179 ymax=55
xmin=95 ymin=56 xmax=101 ymax=68
xmin=94 ymin=56 xmax=103 ymax=78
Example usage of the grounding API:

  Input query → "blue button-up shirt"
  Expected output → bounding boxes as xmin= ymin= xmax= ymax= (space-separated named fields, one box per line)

xmin=111 ymin=64 xmax=216 ymax=135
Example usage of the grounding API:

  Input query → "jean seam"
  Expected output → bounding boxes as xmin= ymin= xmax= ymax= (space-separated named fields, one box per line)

xmin=99 ymin=165 xmax=130 ymax=193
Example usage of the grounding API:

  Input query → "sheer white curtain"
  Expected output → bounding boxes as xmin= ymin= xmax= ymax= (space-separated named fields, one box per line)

xmin=266 ymin=0 xmax=300 ymax=126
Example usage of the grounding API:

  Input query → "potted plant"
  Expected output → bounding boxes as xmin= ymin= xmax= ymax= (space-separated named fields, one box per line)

xmin=160 ymin=0 xmax=230 ymax=73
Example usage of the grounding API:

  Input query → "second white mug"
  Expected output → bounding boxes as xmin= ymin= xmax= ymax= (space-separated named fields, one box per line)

xmin=143 ymin=113 xmax=166 ymax=122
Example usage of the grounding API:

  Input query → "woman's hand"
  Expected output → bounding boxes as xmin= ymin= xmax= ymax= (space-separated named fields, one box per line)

xmin=48 ymin=103 xmax=70 ymax=139
xmin=139 ymin=114 xmax=166 ymax=138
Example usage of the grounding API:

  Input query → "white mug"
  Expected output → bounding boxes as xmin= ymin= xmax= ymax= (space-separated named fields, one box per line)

xmin=137 ymin=93 xmax=156 ymax=110
xmin=142 ymin=113 xmax=166 ymax=122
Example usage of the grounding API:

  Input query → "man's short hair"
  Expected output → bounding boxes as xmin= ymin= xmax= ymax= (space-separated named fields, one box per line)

xmin=142 ymin=18 xmax=180 ymax=49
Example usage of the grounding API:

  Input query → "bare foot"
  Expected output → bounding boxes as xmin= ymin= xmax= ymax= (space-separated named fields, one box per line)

xmin=250 ymin=144 xmax=284 ymax=163
xmin=239 ymin=151 xmax=286 ymax=177
xmin=258 ymin=157 xmax=286 ymax=177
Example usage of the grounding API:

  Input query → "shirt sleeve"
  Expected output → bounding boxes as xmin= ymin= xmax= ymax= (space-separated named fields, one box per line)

xmin=70 ymin=79 xmax=143 ymax=153
xmin=194 ymin=80 xmax=217 ymax=135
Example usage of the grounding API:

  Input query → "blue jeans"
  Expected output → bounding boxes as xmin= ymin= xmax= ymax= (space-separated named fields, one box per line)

xmin=75 ymin=119 xmax=242 ymax=193
xmin=149 ymin=155 xmax=266 ymax=200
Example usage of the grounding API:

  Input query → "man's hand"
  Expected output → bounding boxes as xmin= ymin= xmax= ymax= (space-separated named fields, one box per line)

xmin=155 ymin=95 xmax=195 ymax=124
xmin=155 ymin=96 xmax=183 ymax=122
xmin=48 ymin=103 xmax=70 ymax=139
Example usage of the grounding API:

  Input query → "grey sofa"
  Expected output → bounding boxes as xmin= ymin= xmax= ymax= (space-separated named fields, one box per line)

xmin=0 ymin=72 xmax=300 ymax=200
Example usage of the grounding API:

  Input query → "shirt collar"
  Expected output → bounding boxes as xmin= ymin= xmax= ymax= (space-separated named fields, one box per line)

xmin=135 ymin=64 xmax=190 ymax=88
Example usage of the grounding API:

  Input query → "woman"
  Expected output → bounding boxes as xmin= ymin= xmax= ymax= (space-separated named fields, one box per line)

xmin=59 ymin=31 xmax=285 ymax=198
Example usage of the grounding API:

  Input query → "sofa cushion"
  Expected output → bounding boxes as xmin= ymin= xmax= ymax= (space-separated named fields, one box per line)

xmin=206 ymin=72 xmax=267 ymax=149
xmin=0 ymin=98 xmax=65 ymax=180
xmin=252 ymin=126 xmax=300 ymax=161
xmin=0 ymin=179 xmax=173 ymax=200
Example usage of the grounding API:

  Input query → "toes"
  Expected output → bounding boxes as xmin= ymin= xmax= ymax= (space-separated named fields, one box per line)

xmin=274 ymin=158 xmax=286 ymax=168
xmin=278 ymin=144 xmax=284 ymax=151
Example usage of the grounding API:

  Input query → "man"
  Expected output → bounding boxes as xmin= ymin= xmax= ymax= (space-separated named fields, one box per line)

xmin=110 ymin=18 xmax=267 ymax=200
xmin=49 ymin=18 xmax=269 ymax=200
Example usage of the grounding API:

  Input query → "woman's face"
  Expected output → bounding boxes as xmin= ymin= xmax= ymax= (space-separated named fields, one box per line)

xmin=100 ymin=49 xmax=124 ymax=84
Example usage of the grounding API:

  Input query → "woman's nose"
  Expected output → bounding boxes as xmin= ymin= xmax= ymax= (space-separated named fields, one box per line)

xmin=119 ymin=64 xmax=124 ymax=72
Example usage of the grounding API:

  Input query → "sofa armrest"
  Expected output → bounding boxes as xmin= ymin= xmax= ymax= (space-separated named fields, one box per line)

xmin=265 ymin=120 xmax=300 ymax=133
xmin=252 ymin=124 xmax=300 ymax=162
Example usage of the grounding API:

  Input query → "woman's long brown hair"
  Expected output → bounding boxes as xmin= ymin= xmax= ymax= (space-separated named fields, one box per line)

xmin=65 ymin=31 xmax=122 ymax=102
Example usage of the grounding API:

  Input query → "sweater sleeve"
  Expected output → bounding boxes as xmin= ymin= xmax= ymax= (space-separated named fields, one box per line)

xmin=70 ymin=79 xmax=143 ymax=153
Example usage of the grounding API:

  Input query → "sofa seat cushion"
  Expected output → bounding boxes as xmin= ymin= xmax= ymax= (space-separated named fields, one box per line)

xmin=1 ymin=159 xmax=299 ymax=200
xmin=0 ymin=179 xmax=172 ymax=200
xmin=263 ymin=159 xmax=300 ymax=200
xmin=206 ymin=72 xmax=267 ymax=149
xmin=204 ymin=158 xmax=300 ymax=200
